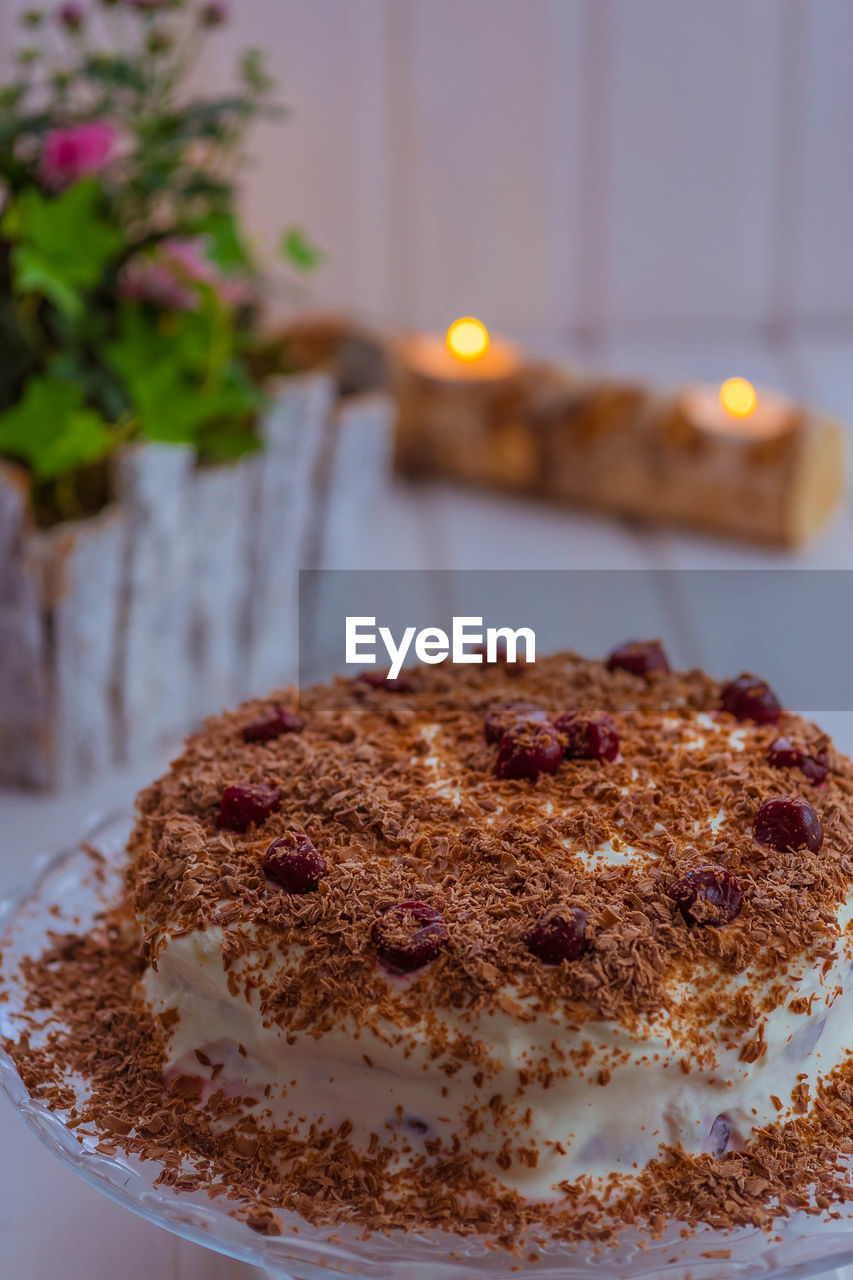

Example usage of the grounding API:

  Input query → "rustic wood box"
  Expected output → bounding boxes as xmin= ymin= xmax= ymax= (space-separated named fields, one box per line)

xmin=0 ymin=374 xmax=393 ymax=788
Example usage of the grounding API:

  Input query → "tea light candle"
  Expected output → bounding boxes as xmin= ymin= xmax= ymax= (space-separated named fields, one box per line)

xmin=397 ymin=317 xmax=522 ymax=385
xmin=678 ymin=377 xmax=797 ymax=439
xmin=393 ymin=317 xmax=531 ymax=488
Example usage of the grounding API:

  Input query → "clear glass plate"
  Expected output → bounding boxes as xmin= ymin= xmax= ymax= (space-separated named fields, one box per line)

xmin=1 ymin=812 xmax=853 ymax=1280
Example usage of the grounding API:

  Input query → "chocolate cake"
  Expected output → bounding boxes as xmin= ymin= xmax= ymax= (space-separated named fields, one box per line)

xmin=8 ymin=644 xmax=853 ymax=1246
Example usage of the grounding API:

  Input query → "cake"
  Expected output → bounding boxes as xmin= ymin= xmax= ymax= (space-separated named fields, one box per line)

xmin=118 ymin=642 xmax=853 ymax=1232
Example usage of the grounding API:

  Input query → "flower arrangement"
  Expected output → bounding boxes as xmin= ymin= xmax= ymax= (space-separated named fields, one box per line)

xmin=0 ymin=0 xmax=320 ymax=524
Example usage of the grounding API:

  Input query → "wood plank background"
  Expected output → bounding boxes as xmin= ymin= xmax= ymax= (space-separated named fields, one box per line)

xmin=195 ymin=0 xmax=853 ymax=342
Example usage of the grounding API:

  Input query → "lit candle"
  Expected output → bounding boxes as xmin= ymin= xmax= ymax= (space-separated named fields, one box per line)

xmin=397 ymin=317 xmax=522 ymax=385
xmin=393 ymin=317 xmax=530 ymax=487
xmin=677 ymin=377 xmax=798 ymax=439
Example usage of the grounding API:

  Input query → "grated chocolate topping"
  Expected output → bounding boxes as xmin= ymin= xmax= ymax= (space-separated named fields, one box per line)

xmin=126 ymin=651 xmax=853 ymax=1041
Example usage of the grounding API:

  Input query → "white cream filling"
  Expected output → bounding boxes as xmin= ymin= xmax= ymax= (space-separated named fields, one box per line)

xmin=143 ymin=910 xmax=853 ymax=1200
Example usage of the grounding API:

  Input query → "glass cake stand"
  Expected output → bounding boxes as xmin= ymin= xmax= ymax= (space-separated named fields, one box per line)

xmin=2 ymin=812 xmax=853 ymax=1280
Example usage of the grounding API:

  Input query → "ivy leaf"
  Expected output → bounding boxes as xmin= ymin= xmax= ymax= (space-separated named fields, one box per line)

xmin=47 ymin=348 xmax=130 ymax=422
xmin=108 ymin=336 xmax=211 ymax=444
xmin=205 ymin=357 xmax=266 ymax=421
xmin=82 ymin=53 xmax=147 ymax=92
xmin=241 ymin=49 xmax=275 ymax=95
xmin=195 ymin=209 xmax=252 ymax=273
xmin=0 ymin=377 xmax=113 ymax=480
xmin=11 ymin=250 xmax=81 ymax=316
xmin=4 ymin=179 xmax=123 ymax=317
xmin=106 ymin=303 xmax=262 ymax=449
xmin=280 ymin=226 xmax=323 ymax=273
xmin=1 ymin=199 xmax=24 ymax=237
xmin=0 ymin=298 xmax=37 ymax=407
xmin=197 ymin=419 xmax=262 ymax=464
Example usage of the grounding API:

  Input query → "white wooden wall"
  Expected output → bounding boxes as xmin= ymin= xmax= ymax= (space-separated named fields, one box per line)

xmin=201 ymin=0 xmax=853 ymax=342
xmin=1 ymin=0 xmax=851 ymax=343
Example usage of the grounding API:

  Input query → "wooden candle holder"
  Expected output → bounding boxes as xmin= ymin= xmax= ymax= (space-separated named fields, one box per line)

xmin=394 ymin=360 xmax=844 ymax=548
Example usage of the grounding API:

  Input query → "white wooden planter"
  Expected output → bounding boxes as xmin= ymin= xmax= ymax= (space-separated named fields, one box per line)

xmin=0 ymin=373 xmax=393 ymax=789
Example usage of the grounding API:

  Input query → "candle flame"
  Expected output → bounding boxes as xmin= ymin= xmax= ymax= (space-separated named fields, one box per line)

xmin=719 ymin=377 xmax=758 ymax=419
xmin=446 ymin=317 xmax=490 ymax=362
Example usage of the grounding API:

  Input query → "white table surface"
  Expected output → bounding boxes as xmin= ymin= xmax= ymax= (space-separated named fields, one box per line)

xmin=3 ymin=333 xmax=853 ymax=1280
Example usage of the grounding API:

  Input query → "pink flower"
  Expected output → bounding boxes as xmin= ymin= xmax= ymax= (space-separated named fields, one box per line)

xmin=42 ymin=121 xmax=115 ymax=187
xmin=120 ymin=237 xmax=251 ymax=312
xmin=200 ymin=1 xmax=227 ymax=25
xmin=120 ymin=243 xmax=198 ymax=311
xmin=162 ymin=237 xmax=212 ymax=280
xmin=57 ymin=3 xmax=86 ymax=29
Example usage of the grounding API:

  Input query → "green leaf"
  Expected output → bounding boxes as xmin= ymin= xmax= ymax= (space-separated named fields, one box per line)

xmin=5 ymin=179 xmax=124 ymax=317
xmin=196 ymin=421 xmax=261 ymax=464
xmin=0 ymin=377 xmax=113 ymax=480
xmin=105 ymin=301 xmax=265 ymax=454
xmin=47 ymin=349 xmax=130 ymax=422
xmin=241 ymin=49 xmax=274 ymax=95
xmin=0 ymin=298 xmax=37 ymax=409
xmin=280 ymin=226 xmax=323 ymax=273
xmin=111 ymin=303 xmax=215 ymax=379
xmin=176 ymin=172 xmax=231 ymax=202
xmin=0 ymin=84 xmax=25 ymax=112
xmin=108 ymin=331 xmax=206 ymax=444
xmin=195 ymin=209 xmax=252 ymax=273
xmin=0 ymin=199 xmax=24 ymax=238
xmin=11 ymin=245 xmax=82 ymax=316
xmin=0 ymin=106 xmax=54 ymax=148
xmin=82 ymin=53 xmax=147 ymax=92
xmin=107 ymin=303 xmax=230 ymax=443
